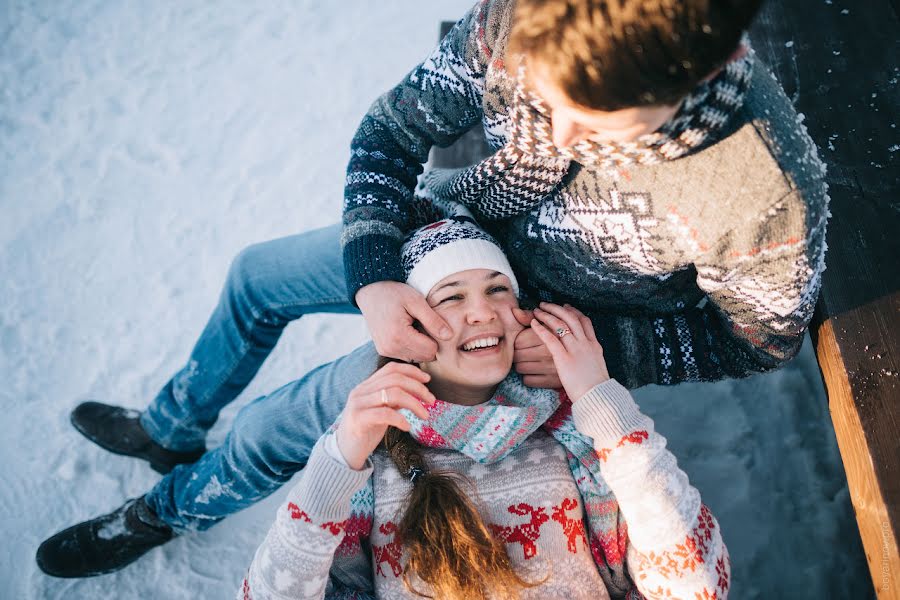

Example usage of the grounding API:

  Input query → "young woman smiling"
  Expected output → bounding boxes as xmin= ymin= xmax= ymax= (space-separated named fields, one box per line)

xmin=241 ymin=217 xmax=729 ymax=600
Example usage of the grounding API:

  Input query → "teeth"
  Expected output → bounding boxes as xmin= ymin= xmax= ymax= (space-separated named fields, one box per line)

xmin=462 ymin=337 xmax=500 ymax=351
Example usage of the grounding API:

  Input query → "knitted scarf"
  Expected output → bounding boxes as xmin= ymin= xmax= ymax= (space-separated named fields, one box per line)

xmin=420 ymin=50 xmax=755 ymax=221
xmin=326 ymin=373 xmax=635 ymax=598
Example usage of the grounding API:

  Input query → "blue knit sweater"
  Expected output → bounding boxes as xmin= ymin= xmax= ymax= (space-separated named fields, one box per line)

xmin=341 ymin=0 xmax=829 ymax=389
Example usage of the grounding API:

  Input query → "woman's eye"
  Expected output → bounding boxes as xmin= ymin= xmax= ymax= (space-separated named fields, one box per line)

xmin=438 ymin=294 xmax=463 ymax=304
xmin=488 ymin=286 xmax=510 ymax=294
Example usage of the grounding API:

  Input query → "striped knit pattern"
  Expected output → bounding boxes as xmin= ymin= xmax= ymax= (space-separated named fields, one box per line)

xmin=321 ymin=374 xmax=637 ymax=596
xmin=423 ymin=54 xmax=753 ymax=222
xmin=241 ymin=377 xmax=731 ymax=599
xmin=341 ymin=0 xmax=830 ymax=389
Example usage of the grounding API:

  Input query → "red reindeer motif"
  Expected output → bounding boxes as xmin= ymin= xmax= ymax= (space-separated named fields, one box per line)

xmin=372 ymin=521 xmax=403 ymax=578
xmin=320 ymin=520 xmax=347 ymax=535
xmin=551 ymin=498 xmax=587 ymax=554
xmin=596 ymin=430 xmax=651 ymax=462
xmin=617 ymin=430 xmax=650 ymax=448
xmin=286 ymin=502 xmax=311 ymax=523
xmin=489 ymin=503 xmax=550 ymax=560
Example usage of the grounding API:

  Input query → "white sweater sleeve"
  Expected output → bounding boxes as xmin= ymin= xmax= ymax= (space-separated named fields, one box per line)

xmin=572 ymin=379 xmax=731 ymax=599
xmin=239 ymin=439 xmax=373 ymax=600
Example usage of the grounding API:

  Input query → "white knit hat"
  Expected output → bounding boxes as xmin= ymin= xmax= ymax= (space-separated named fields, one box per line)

xmin=400 ymin=217 xmax=519 ymax=297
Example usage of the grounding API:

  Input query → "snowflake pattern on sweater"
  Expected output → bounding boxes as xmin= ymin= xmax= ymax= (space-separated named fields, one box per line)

xmin=341 ymin=0 xmax=829 ymax=389
xmin=241 ymin=379 xmax=730 ymax=599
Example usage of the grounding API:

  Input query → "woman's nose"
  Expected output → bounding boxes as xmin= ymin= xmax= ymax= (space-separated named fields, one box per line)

xmin=466 ymin=298 xmax=498 ymax=324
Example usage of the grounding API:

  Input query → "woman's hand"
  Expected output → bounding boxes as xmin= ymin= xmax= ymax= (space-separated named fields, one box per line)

xmin=530 ymin=302 xmax=610 ymax=402
xmin=335 ymin=362 xmax=435 ymax=470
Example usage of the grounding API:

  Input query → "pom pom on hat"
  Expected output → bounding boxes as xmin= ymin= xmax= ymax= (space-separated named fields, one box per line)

xmin=400 ymin=217 xmax=519 ymax=297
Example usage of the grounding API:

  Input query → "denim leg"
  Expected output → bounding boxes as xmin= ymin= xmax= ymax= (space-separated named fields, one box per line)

xmin=140 ymin=223 xmax=359 ymax=452
xmin=145 ymin=342 xmax=379 ymax=532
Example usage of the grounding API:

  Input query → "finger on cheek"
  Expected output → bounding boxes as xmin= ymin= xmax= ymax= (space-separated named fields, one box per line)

xmin=530 ymin=319 xmax=554 ymax=344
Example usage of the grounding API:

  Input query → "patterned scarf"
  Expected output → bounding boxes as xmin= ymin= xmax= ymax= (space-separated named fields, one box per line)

xmin=420 ymin=50 xmax=754 ymax=221
xmin=327 ymin=373 xmax=635 ymax=598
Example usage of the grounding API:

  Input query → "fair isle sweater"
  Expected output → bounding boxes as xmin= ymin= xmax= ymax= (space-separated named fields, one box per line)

xmin=341 ymin=0 xmax=829 ymax=389
xmin=240 ymin=379 xmax=729 ymax=599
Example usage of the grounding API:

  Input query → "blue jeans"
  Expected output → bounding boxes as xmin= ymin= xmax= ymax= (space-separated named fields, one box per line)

xmin=141 ymin=224 xmax=378 ymax=532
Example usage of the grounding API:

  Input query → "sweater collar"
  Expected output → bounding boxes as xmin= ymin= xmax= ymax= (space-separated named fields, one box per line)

xmin=510 ymin=48 xmax=755 ymax=170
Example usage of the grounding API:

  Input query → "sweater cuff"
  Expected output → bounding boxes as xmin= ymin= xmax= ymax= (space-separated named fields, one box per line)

xmin=341 ymin=231 xmax=406 ymax=307
xmin=571 ymin=379 xmax=652 ymax=448
xmin=290 ymin=440 xmax=373 ymax=523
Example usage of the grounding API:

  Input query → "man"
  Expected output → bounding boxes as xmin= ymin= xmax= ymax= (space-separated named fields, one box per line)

xmin=37 ymin=0 xmax=827 ymax=578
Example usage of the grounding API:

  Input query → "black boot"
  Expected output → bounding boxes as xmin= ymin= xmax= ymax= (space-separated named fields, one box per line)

xmin=70 ymin=401 xmax=205 ymax=474
xmin=36 ymin=496 xmax=174 ymax=578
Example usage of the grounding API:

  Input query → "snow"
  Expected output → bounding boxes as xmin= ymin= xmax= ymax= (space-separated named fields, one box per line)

xmin=96 ymin=513 xmax=128 ymax=542
xmin=0 ymin=1 xmax=871 ymax=598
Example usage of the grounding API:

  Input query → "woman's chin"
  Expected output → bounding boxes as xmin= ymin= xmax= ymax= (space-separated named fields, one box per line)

xmin=459 ymin=357 xmax=512 ymax=387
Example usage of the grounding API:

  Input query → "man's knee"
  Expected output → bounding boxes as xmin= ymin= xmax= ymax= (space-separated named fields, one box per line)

xmin=222 ymin=343 xmax=380 ymax=471
xmin=225 ymin=241 xmax=277 ymax=314
xmin=222 ymin=396 xmax=303 ymax=485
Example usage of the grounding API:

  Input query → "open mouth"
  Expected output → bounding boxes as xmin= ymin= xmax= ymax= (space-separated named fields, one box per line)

xmin=459 ymin=336 xmax=503 ymax=353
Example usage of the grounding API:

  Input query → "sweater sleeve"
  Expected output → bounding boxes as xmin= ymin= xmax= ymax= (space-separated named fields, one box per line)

xmin=341 ymin=0 xmax=497 ymax=304
xmin=240 ymin=440 xmax=374 ymax=600
xmin=572 ymin=379 xmax=731 ymax=599
xmin=590 ymin=183 xmax=829 ymax=389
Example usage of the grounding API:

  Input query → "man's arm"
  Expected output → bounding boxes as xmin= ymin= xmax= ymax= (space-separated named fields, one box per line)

xmin=341 ymin=0 xmax=497 ymax=302
xmin=593 ymin=184 xmax=829 ymax=389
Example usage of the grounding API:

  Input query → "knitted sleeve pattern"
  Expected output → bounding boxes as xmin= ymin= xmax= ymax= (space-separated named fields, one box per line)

xmin=240 ymin=441 xmax=374 ymax=600
xmin=572 ymin=380 xmax=731 ymax=599
xmin=592 ymin=179 xmax=829 ymax=388
xmin=341 ymin=0 xmax=498 ymax=304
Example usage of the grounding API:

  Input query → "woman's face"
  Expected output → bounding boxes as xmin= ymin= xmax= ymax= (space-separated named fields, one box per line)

xmin=420 ymin=269 xmax=523 ymax=392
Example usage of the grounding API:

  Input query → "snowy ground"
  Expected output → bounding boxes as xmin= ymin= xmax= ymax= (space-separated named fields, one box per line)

xmin=1 ymin=1 xmax=873 ymax=598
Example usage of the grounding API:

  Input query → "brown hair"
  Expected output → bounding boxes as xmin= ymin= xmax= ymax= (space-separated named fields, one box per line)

xmin=376 ymin=357 xmax=538 ymax=599
xmin=508 ymin=0 xmax=763 ymax=110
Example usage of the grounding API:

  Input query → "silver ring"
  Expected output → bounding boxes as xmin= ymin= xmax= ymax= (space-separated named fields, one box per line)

xmin=556 ymin=327 xmax=571 ymax=339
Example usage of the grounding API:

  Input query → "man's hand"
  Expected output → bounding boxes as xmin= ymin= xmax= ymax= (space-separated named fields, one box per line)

xmin=512 ymin=307 xmax=563 ymax=389
xmin=355 ymin=281 xmax=452 ymax=362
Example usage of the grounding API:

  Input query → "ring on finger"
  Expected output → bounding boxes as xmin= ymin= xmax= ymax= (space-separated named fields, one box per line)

xmin=556 ymin=327 xmax=571 ymax=339
xmin=381 ymin=388 xmax=389 ymax=408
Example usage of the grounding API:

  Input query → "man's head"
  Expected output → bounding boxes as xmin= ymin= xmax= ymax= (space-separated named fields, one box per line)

xmin=508 ymin=0 xmax=762 ymax=146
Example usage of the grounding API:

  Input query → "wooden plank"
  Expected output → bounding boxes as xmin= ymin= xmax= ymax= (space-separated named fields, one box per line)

xmin=750 ymin=1 xmax=900 ymax=596
xmin=817 ymin=317 xmax=900 ymax=598
xmin=430 ymin=124 xmax=492 ymax=169
xmin=430 ymin=21 xmax=493 ymax=169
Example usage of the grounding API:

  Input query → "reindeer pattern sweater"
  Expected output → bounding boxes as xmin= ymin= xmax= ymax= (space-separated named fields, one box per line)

xmin=240 ymin=380 xmax=730 ymax=599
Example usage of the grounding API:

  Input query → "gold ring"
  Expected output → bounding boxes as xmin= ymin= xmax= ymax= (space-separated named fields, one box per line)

xmin=381 ymin=388 xmax=389 ymax=408
xmin=556 ymin=327 xmax=571 ymax=339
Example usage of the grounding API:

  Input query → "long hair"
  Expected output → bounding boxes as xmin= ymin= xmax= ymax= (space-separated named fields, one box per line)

xmin=376 ymin=357 xmax=537 ymax=599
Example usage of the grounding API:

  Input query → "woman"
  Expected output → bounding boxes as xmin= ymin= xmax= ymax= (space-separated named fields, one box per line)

xmin=240 ymin=217 xmax=729 ymax=600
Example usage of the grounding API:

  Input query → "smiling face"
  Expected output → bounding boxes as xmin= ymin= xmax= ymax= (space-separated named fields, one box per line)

xmin=420 ymin=269 xmax=523 ymax=403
